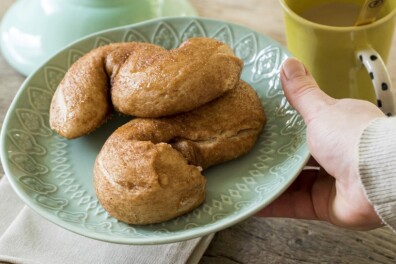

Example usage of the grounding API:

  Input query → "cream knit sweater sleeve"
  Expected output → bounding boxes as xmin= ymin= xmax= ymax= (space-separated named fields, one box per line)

xmin=359 ymin=117 xmax=396 ymax=232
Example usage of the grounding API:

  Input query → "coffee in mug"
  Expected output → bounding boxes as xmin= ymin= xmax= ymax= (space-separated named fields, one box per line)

xmin=301 ymin=2 xmax=361 ymax=27
xmin=280 ymin=0 xmax=396 ymax=115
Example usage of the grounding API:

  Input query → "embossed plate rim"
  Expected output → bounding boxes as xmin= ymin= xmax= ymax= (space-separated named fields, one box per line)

xmin=0 ymin=16 xmax=310 ymax=245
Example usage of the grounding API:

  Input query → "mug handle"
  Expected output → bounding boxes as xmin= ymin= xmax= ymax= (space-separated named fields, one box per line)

xmin=357 ymin=49 xmax=394 ymax=116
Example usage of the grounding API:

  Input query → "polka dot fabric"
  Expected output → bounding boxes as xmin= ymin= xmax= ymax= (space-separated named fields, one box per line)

xmin=358 ymin=50 xmax=394 ymax=116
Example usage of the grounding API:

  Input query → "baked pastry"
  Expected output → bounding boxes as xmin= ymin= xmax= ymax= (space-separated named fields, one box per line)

xmin=94 ymin=80 xmax=266 ymax=225
xmin=49 ymin=36 xmax=265 ymax=225
xmin=49 ymin=42 xmax=162 ymax=139
xmin=49 ymin=38 xmax=243 ymax=139
xmin=111 ymin=37 xmax=243 ymax=118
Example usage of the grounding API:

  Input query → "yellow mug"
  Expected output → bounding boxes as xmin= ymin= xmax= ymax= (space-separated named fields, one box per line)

xmin=279 ymin=0 xmax=396 ymax=115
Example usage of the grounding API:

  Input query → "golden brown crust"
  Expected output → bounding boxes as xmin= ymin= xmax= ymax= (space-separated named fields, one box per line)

xmin=169 ymin=80 xmax=266 ymax=169
xmin=49 ymin=38 xmax=243 ymax=139
xmin=49 ymin=42 xmax=163 ymax=139
xmin=111 ymin=38 xmax=243 ymax=117
xmin=49 ymin=37 xmax=265 ymax=225
xmin=94 ymin=80 xmax=266 ymax=224
xmin=49 ymin=45 xmax=110 ymax=139
xmin=94 ymin=140 xmax=206 ymax=225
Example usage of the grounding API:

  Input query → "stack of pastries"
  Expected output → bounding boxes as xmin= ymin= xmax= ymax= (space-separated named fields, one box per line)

xmin=49 ymin=37 xmax=266 ymax=225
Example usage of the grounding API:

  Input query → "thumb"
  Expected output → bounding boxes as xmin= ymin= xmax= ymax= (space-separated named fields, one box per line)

xmin=280 ymin=58 xmax=336 ymax=121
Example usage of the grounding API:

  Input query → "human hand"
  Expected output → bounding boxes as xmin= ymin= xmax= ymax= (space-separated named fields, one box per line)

xmin=257 ymin=58 xmax=385 ymax=230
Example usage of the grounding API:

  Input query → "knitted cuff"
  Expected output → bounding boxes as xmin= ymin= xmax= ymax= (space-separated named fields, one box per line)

xmin=359 ymin=117 xmax=396 ymax=232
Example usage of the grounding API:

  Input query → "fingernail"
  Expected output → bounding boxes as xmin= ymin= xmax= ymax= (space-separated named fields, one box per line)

xmin=282 ymin=58 xmax=307 ymax=80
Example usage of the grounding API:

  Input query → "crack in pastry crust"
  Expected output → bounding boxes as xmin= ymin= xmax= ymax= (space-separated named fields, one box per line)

xmin=94 ymin=81 xmax=266 ymax=225
xmin=49 ymin=37 xmax=266 ymax=225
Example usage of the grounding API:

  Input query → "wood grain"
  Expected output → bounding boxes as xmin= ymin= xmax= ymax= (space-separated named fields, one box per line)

xmin=200 ymin=218 xmax=396 ymax=263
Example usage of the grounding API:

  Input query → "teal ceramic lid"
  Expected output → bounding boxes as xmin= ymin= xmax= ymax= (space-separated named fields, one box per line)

xmin=0 ymin=0 xmax=197 ymax=76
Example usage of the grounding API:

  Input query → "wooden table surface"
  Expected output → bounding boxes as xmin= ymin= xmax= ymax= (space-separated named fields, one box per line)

xmin=0 ymin=0 xmax=396 ymax=263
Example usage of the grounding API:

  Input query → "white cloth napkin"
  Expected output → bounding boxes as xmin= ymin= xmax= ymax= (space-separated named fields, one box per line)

xmin=0 ymin=176 xmax=213 ymax=264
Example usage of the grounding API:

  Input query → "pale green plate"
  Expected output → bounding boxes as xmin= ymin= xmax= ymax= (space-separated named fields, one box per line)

xmin=0 ymin=17 xmax=309 ymax=245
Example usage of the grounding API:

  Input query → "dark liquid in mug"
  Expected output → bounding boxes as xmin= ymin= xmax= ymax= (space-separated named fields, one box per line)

xmin=301 ymin=3 xmax=361 ymax=27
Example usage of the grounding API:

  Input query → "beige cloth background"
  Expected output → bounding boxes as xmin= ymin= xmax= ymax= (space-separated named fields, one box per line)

xmin=0 ymin=176 xmax=213 ymax=264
